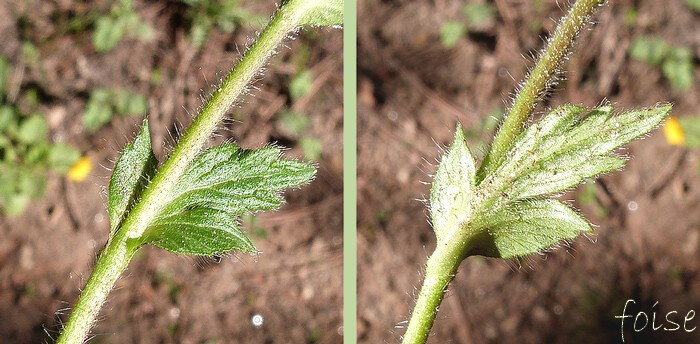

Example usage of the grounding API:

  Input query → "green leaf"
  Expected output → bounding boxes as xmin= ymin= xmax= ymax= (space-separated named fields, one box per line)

xmin=474 ymin=199 xmax=591 ymax=258
xmin=214 ymin=0 xmax=245 ymax=33
xmin=93 ymin=16 xmax=125 ymax=53
xmin=662 ymin=47 xmax=693 ymax=91
xmin=132 ymin=20 xmax=155 ymax=41
xmin=20 ymin=89 xmax=40 ymax=112
xmin=83 ymin=89 xmax=146 ymax=130
xmin=430 ymin=104 xmax=670 ymax=258
xmin=16 ymin=115 xmax=48 ymax=144
xmin=297 ymin=0 xmax=343 ymax=27
xmin=430 ymin=124 xmax=475 ymax=243
xmin=679 ymin=115 xmax=700 ymax=148
xmin=623 ymin=8 xmax=638 ymax=27
xmin=121 ymin=12 xmax=153 ymax=42
xmin=48 ymin=143 xmax=82 ymax=174
xmin=18 ymin=170 xmax=46 ymax=199
xmin=83 ymin=89 xmax=115 ymax=131
xmin=3 ymin=195 xmax=30 ymax=215
xmin=108 ymin=120 xmax=158 ymax=237
xmin=25 ymin=143 xmax=50 ymax=166
xmin=628 ymin=39 xmax=693 ymax=91
xmin=21 ymin=42 xmax=40 ymax=66
xmin=686 ymin=0 xmax=700 ymax=12
xmin=140 ymin=144 xmax=315 ymax=255
xmin=0 ymin=57 xmax=10 ymax=97
xmin=0 ymin=105 xmax=17 ymax=132
xmin=289 ymin=69 xmax=313 ymax=101
xmin=114 ymin=90 xmax=147 ymax=116
xmin=486 ymin=105 xmax=671 ymax=201
xmin=462 ymin=3 xmax=495 ymax=26
xmin=279 ymin=110 xmax=310 ymax=136
xmin=629 ymin=37 xmax=669 ymax=65
xmin=662 ymin=59 xmax=693 ymax=91
xmin=215 ymin=16 xmax=238 ymax=33
xmin=440 ymin=21 xmax=467 ymax=48
xmin=0 ymin=164 xmax=46 ymax=215
xmin=157 ymin=145 xmax=315 ymax=217
xmin=142 ymin=207 xmax=255 ymax=255
xmin=0 ymin=141 xmax=16 ymax=162
xmin=189 ymin=15 xmax=212 ymax=50
xmin=299 ymin=136 xmax=322 ymax=161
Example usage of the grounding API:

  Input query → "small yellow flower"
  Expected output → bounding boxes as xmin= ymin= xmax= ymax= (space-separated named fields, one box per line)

xmin=67 ymin=156 xmax=92 ymax=182
xmin=663 ymin=116 xmax=685 ymax=146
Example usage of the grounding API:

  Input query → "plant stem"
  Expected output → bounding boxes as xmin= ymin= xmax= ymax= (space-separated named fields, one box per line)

xmin=404 ymin=1 xmax=607 ymax=342
xmin=119 ymin=0 xmax=313 ymax=241
xmin=57 ymin=0 xmax=317 ymax=342
xmin=477 ymin=0 xmax=605 ymax=182
xmin=402 ymin=235 xmax=472 ymax=344
xmin=56 ymin=233 xmax=137 ymax=344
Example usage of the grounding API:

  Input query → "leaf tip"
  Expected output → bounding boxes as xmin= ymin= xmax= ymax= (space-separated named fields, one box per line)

xmin=657 ymin=103 xmax=673 ymax=117
xmin=140 ymin=117 xmax=150 ymax=130
xmin=452 ymin=122 xmax=468 ymax=147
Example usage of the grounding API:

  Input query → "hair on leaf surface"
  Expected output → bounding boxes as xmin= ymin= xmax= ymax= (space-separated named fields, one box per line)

xmin=56 ymin=0 xmax=341 ymax=342
xmin=401 ymin=1 xmax=670 ymax=342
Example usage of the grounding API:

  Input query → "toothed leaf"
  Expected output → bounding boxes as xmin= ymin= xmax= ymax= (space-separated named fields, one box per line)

xmin=108 ymin=120 xmax=158 ymax=237
xmin=484 ymin=105 xmax=671 ymax=202
xmin=474 ymin=199 xmax=591 ymax=259
xmin=430 ymin=104 xmax=670 ymax=258
xmin=141 ymin=144 xmax=315 ymax=255
xmin=430 ymin=125 xmax=476 ymax=243
xmin=143 ymin=208 xmax=255 ymax=255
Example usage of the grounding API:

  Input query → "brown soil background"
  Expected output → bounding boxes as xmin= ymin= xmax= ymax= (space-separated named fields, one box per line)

xmin=358 ymin=0 xmax=699 ymax=343
xmin=0 ymin=0 xmax=342 ymax=343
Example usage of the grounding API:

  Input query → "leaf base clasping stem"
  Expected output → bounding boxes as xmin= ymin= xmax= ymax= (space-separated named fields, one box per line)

xmin=55 ymin=0 xmax=341 ymax=342
xmin=402 ymin=0 xmax=608 ymax=343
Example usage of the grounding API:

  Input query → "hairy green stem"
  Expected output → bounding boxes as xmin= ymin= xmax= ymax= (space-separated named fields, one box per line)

xmin=404 ymin=1 xmax=607 ymax=342
xmin=56 ymin=1 xmax=318 ymax=342
xmin=401 ymin=241 xmax=465 ymax=344
xmin=120 ymin=0 xmax=313 ymax=241
xmin=477 ymin=0 xmax=605 ymax=182
xmin=57 ymin=233 xmax=138 ymax=344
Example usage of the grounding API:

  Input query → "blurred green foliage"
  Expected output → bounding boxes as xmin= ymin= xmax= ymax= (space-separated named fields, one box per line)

xmin=279 ymin=110 xmax=310 ymax=136
xmin=439 ymin=3 xmax=496 ymax=48
xmin=242 ymin=213 xmax=268 ymax=239
xmin=629 ymin=37 xmax=694 ymax=91
xmin=0 ymin=59 xmax=10 ymax=96
xmin=0 ymin=102 xmax=81 ymax=215
xmin=299 ymin=136 xmax=322 ymax=161
xmin=92 ymin=0 xmax=153 ymax=53
xmin=0 ymin=52 xmax=84 ymax=215
xmin=289 ymin=69 xmax=313 ymax=101
xmin=21 ymin=42 xmax=40 ymax=67
xmin=307 ymin=329 xmax=321 ymax=343
xmin=576 ymin=183 xmax=608 ymax=218
xmin=623 ymin=7 xmax=637 ymax=27
xmin=278 ymin=45 xmax=322 ymax=161
xmin=686 ymin=0 xmax=700 ymax=12
xmin=83 ymin=88 xmax=148 ymax=131
xmin=679 ymin=116 xmax=700 ymax=148
xmin=439 ymin=21 xmax=467 ymax=48
xmin=182 ymin=0 xmax=265 ymax=49
xmin=277 ymin=110 xmax=322 ymax=161
xmin=462 ymin=3 xmax=496 ymax=26
xmin=462 ymin=107 xmax=504 ymax=159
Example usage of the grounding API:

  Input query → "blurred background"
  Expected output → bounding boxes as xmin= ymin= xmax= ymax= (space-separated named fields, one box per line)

xmin=358 ymin=0 xmax=698 ymax=342
xmin=0 ymin=0 xmax=342 ymax=342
